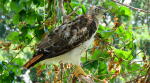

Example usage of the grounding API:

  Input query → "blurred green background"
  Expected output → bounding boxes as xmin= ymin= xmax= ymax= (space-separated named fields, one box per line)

xmin=0 ymin=0 xmax=149 ymax=83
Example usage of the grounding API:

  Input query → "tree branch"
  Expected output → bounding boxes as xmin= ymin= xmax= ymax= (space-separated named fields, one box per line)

xmin=112 ymin=0 xmax=150 ymax=13
xmin=59 ymin=0 xmax=66 ymax=17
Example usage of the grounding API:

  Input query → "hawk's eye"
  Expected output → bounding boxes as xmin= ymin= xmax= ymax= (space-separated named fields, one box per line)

xmin=95 ymin=8 xmax=100 ymax=14
xmin=95 ymin=8 xmax=98 ymax=11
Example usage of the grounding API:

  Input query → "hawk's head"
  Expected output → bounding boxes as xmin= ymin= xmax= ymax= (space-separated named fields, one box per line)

xmin=89 ymin=6 xmax=106 ymax=20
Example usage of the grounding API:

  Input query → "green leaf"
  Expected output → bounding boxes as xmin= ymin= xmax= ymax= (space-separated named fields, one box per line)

xmin=81 ymin=5 xmax=87 ymax=14
xmin=97 ymin=25 xmax=113 ymax=39
xmin=99 ymin=50 xmax=110 ymax=59
xmin=37 ymin=15 xmax=43 ymax=22
xmin=70 ymin=1 xmax=80 ymax=7
xmin=81 ymin=57 xmax=86 ymax=62
xmin=76 ymin=8 xmax=83 ymax=15
xmin=8 ymin=71 xmax=15 ymax=81
xmin=128 ymin=63 xmax=141 ymax=72
xmin=98 ymin=25 xmax=110 ymax=31
xmin=98 ymin=61 xmax=108 ymax=79
xmin=114 ymin=48 xmax=133 ymax=60
xmin=12 ymin=14 xmax=20 ymax=24
xmin=83 ymin=60 xmax=98 ymax=69
xmin=91 ymin=49 xmax=100 ymax=60
xmin=0 ymin=62 xmax=3 ymax=73
xmin=33 ymin=0 xmax=41 ymax=6
xmin=103 ymin=1 xmax=119 ymax=13
xmin=119 ymin=6 xmax=131 ymax=16
xmin=12 ymin=58 xmax=25 ymax=66
xmin=3 ymin=70 xmax=9 ymax=76
xmin=1 ymin=71 xmax=14 ymax=83
xmin=6 ymin=32 xmax=20 ymax=43
xmin=25 ymin=13 xmax=37 ymax=25
xmin=114 ymin=57 xmax=119 ymax=62
xmin=101 ymin=30 xmax=114 ymax=38
xmin=117 ymin=6 xmax=132 ymax=21
xmin=116 ymin=25 xmax=133 ymax=41
xmin=91 ymin=50 xmax=109 ymax=60
xmin=10 ymin=1 xmax=23 ymax=13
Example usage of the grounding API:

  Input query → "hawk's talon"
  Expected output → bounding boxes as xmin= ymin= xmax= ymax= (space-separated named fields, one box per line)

xmin=73 ymin=65 xmax=87 ymax=77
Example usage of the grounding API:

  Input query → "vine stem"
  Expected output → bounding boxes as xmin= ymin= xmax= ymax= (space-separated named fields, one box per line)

xmin=8 ymin=36 xmax=35 ymax=64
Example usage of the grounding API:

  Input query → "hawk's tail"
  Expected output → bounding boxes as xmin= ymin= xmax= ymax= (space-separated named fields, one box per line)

xmin=24 ymin=54 xmax=44 ymax=69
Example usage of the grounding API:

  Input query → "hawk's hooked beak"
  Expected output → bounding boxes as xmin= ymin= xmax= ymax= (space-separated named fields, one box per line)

xmin=102 ymin=8 xmax=109 ymax=18
xmin=103 ymin=12 xmax=107 ymax=18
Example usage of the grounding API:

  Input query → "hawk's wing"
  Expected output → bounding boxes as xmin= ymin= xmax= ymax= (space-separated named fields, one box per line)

xmin=24 ymin=15 xmax=97 ymax=68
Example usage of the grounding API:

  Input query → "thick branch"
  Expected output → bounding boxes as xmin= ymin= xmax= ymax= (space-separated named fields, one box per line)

xmin=59 ymin=0 xmax=66 ymax=16
xmin=112 ymin=0 xmax=150 ymax=13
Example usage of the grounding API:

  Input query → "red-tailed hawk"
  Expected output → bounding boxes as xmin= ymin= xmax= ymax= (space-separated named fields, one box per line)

xmin=24 ymin=6 xmax=106 ymax=77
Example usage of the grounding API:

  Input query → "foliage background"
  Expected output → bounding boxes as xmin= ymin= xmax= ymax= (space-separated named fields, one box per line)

xmin=0 ymin=0 xmax=149 ymax=83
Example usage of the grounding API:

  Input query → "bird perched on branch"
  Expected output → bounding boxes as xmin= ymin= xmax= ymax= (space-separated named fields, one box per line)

xmin=24 ymin=6 xmax=106 ymax=77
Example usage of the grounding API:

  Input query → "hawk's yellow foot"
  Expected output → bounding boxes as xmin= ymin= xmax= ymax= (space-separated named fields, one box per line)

xmin=73 ymin=65 xmax=87 ymax=77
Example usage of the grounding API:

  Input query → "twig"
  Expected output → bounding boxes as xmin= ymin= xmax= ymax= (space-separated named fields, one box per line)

xmin=62 ymin=5 xmax=82 ymax=23
xmin=68 ymin=3 xmax=78 ymax=15
xmin=83 ymin=57 xmax=109 ymax=67
xmin=126 ymin=75 xmax=145 ymax=83
xmin=78 ymin=75 xmax=95 ymax=83
xmin=67 ymin=0 xmax=86 ymax=17
xmin=8 ymin=36 xmax=35 ymax=64
xmin=112 ymin=0 xmax=150 ymax=13
xmin=67 ymin=6 xmax=82 ymax=17
xmin=8 ymin=48 xmax=24 ymax=64
xmin=145 ymin=64 xmax=150 ymax=83
xmin=130 ymin=60 xmax=148 ymax=64
xmin=62 ymin=0 xmax=86 ymax=22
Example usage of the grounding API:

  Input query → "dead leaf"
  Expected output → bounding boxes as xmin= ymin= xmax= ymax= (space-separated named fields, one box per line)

xmin=36 ymin=65 xmax=43 ymax=76
xmin=2 ymin=42 xmax=11 ymax=47
xmin=53 ymin=65 xmax=60 ymax=73
xmin=0 ymin=41 xmax=3 ymax=44
xmin=103 ymin=79 xmax=108 ymax=83
xmin=107 ymin=50 xmax=113 ymax=57
xmin=47 ymin=71 xmax=51 ymax=75
xmin=114 ymin=65 xmax=121 ymax=75
xmin=3 ymin=47 xmax=9 ymax=51
xmin=13 ymin=44 xmax=23 ymax=50
xmin=0 ymin=19 xmax=3 ymax=23
xmin=113 ymin=17 xmax=118 ymax=21
xmin=114 ymin=22 xmax=121 ymax=27
xmin=143 ymin=55 xmax=146 ymax=61
xmin=45 ymin=81 xmax=49 ymax=83
xmin=108 ymin=59 xmax=114 ymax=71
xmin=36 ymin=69 xmax=43 ymax=76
